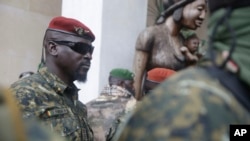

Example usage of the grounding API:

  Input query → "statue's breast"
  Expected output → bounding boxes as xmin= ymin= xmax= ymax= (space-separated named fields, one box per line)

xmin=149 ymin=39 xmax=186 ymax=71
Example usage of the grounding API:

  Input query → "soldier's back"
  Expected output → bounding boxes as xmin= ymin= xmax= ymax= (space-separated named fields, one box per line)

xmin=87 ymin=94 xmax=136 ymax=141
xmin=118 ymin=67 xmax=250 ymax=141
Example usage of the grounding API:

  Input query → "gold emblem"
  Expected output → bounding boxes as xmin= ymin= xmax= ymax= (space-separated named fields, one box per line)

xmin=74 ymin=26 xmax=89 ymax=36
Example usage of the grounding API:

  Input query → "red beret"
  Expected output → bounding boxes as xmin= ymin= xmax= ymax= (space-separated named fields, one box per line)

xmin=147 ymin=68 xmax=176 ymax=83
xmin=48 ymin=16 xmax=95 ymax=42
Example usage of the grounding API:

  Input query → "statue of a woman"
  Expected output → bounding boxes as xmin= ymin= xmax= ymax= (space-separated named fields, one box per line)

xmin=133 ymin=0 xmax=207 ymax=100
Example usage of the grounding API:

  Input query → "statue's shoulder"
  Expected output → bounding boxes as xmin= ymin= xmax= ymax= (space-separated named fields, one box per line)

xmin=141 ymin=25 xmax=159 ymax=34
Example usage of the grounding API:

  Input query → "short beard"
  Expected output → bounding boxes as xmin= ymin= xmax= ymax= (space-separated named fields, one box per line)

xmin=74 ymin=67 xmax=88 ymax=83
xmin=75 ymin=73 xmax=87 ymax=82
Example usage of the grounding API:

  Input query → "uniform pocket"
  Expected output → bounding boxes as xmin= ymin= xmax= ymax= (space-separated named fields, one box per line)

xmin=41 ymin=107 xmax=81 ymax=138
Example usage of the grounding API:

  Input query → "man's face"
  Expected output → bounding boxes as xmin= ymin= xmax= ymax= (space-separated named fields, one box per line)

xmin=124 ymin=80 xmax=135 ymax=96
xmin=181 ymin=0 xmax=207 ymax=30
xmin=57 ymin=36 xmax=93 ymax=83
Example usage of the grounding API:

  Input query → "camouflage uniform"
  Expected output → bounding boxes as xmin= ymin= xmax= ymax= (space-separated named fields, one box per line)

xmin=10 ymin=67 xmax=93 ymax=141
xmin=0 ymin=88 xmax=65 ymax=141
xmin=118 ymin=66 xmax=250 ymax=141
xmin=86 ymin=85 xmax=136 ymax=141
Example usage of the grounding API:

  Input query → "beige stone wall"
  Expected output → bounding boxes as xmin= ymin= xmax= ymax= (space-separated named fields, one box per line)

xmin=0 ymin=0 xmax=61 ymax=86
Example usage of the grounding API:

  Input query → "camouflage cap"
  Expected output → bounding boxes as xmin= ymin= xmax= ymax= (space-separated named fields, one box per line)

xmin=147 ymin=68 xmax=176 ymax=83
xmin=110 ymin=68 xmax=134 ymax=80
xmin=47 ymin=16 xmax=95 ymax=42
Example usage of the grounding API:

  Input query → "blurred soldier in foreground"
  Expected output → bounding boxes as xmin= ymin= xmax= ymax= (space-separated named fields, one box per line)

xmin=86 ymin=68 xmax=136 ymax=141
xmin=0 ymin=87 xmax=65 ymax=141
xmin=118 ymin=0 xmax=250 ymax=140
xmin=10 ymin=16 xmax=95 ymax=141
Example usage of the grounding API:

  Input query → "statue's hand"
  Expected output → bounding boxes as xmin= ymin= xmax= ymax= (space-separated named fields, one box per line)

xmin=180 ymin=46 xmax=199 ymax=65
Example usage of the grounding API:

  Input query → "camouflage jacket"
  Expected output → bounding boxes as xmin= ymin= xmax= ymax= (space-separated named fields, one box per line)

xmin=118 ymin=67 xmax=250 ymax=141
xmin=0 ymin=88 xmax=66 ymax=141
xmin=86 ymin=85 xmax=137 ymax=141
xmin=10 ymin=67 xmax=93 ymax=141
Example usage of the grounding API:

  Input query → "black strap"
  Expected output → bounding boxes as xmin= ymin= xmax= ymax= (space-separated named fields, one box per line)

xmin=204 ymin=66 xmax=250 ymax=112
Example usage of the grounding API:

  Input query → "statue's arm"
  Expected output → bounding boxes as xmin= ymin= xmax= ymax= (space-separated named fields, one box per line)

xmin=133 ymin=30 xmax=152 ymax=100
xmin=133 ymin=50 xmax=149 ymax=100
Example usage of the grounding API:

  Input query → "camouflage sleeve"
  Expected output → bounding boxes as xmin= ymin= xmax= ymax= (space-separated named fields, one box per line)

xmin=86 ymin=99 xmax=112 ymax=141
xmin=118 ymin=68 xmax=250 ymax=141
xmin=110 ymin=109 xmax=135 ymax=141
xmin=87 ymin=96 xmax=137 ymax=141
xmin=107 ymin=98 xmax=137 ymax=141
xmin=25 ymin=119 xmax=67 ymax=141
xmin=10 ymin=82 xmax=44 ymax=119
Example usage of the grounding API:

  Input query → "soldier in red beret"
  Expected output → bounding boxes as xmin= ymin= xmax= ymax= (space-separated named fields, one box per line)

xmin=143 ymin=68 xmax=175 ymax=96
xmin=10 ymin=16 xmax=95 ymax=141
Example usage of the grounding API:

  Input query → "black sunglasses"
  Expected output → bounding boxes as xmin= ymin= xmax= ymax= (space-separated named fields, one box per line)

xmin=51 ymin=40 xmax=94 ymax=55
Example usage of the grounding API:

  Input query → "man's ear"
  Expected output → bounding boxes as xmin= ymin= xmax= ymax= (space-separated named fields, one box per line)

xmin=119 ymin=80 xmax=125 ymax=88
xmin=47 ymin=41 xmax=58 ymax=56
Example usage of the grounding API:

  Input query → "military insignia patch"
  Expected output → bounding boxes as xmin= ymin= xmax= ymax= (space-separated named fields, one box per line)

xmin=74 ymin=26 xmax=90 ymax=36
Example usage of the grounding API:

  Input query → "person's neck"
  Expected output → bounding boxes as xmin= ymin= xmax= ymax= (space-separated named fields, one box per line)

xmin=165 ymin=16 xmax=181 ymax=36
xmin=45 ymin=63 xmax=73 ymax=86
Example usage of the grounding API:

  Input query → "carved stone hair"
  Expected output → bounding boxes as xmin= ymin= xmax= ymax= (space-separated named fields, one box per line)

xmin=156 ymin=0 xmax=195 ymax=24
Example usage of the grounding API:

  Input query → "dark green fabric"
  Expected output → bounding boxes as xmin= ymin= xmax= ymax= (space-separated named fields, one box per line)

xmin=208 ymin=7 xmax=250 ymax=86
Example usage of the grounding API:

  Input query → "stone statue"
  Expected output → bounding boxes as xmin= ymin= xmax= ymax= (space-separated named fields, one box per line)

xmin=133 ymin=0 xmax=207 ymax=100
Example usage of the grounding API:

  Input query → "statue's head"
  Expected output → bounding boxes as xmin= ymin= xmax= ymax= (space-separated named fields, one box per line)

xmin=156 ymin=0 xmax=196 ymax=24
